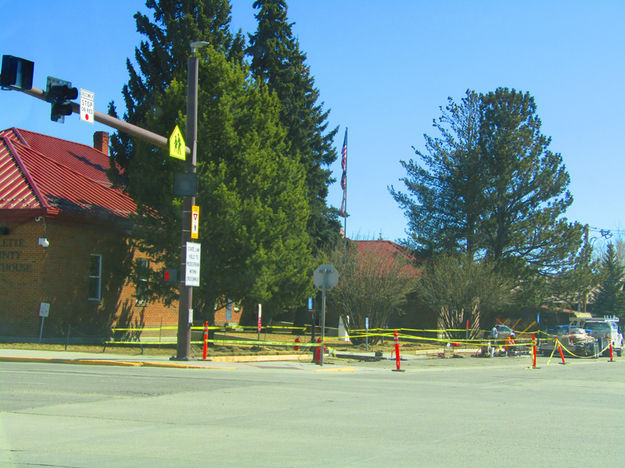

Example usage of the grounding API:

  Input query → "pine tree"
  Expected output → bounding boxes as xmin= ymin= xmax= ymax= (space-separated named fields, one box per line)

xmin=593 ymin=243 xmax=625 ymax=317
xmin=392 ymin=88 xmax=582 ymax=281
xmin=479 ymin=88 xmax=581 ymax=276
xmin=110 ymin=1 xmax=314 ymax=321
xmin=108 ymin=0 xmax=244 ymax=186
xmin=390 ymin=91 xmax=485 ymax=259
xmin=247 ymin=0 xmax=340 ymax=252
xmin=550 ymin=225 xmax=600 ymax=312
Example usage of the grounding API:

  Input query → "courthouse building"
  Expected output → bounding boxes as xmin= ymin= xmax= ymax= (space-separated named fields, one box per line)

xmin=0 ymin=127 xmax=182 ymax=342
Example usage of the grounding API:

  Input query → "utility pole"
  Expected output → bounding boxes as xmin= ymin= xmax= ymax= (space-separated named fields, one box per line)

xmin=174 ymin=41 xmax=210 ymax=360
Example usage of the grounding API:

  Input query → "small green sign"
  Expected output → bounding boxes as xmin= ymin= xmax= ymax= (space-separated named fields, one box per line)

xmin=169 ymin=125 xmax=186 ymax=160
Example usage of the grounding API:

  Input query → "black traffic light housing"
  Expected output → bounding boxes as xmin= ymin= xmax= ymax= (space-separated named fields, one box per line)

xmin=46 ymin=76 xmax=78 ymax=123
xmin=0 ymin=55 xmax=34 ymax=90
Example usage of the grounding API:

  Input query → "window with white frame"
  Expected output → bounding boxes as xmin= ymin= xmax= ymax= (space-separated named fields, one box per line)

xmin=88 ymin=254 xmax=102 ymax=301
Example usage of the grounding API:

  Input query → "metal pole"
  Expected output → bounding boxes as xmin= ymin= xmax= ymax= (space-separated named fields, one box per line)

xmin=21 ymin=87 xmax=189 ymax=154
xmin=38 ymin=317 xmax=45 ymax=343
xmin=320 ymin=282 xmax=326 ymax=366
xmin=175 ymin=46 xmax=201 ymax=360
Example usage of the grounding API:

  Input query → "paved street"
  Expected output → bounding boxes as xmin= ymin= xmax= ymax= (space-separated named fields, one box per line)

xmin=1 ymin=353 xmax=624 ymax=467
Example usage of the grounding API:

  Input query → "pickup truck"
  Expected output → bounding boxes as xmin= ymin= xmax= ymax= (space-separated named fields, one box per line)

xmin=569 ymin=316 xmax=623 ymax=357
xmin=538 ymin=325 xmax=598 ymax=357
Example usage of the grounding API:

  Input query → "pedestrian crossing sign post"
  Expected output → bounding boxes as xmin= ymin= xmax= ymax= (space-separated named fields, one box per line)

xmin=169 ymin=125 xmax=186 ymax=160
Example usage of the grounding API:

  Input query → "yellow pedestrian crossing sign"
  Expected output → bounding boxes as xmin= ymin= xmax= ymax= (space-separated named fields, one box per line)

xmin=169 ymin=126 xmax=186 ymax=160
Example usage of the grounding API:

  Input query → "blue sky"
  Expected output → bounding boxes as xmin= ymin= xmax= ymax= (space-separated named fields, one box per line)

xmin=1 ymin=1 xmax=624 ymax=247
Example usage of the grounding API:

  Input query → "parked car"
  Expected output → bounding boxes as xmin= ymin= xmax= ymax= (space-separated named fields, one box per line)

xmin=490 ymin=324 xmax=515 ymax=339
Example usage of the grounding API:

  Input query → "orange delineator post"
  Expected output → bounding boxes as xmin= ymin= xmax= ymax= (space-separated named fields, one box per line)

xmin=392 ymin=330 xmax=405 ymax=372
xmin=202 ymin=321 xmax=208 ymax=360
xmin=294 ymin=337 xmax=301 ymax=351
xmin=609 ymin=341 xmax=614 ymax=362
xmin=557 ymin=341 xmax=566 ymax=365
xmin=314 ymin=337 xmax=322 ymax=363
xmin=532 ymin=333 xmax=537 ymax=368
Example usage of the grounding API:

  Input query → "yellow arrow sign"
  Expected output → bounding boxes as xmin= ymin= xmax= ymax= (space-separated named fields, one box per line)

xmin=169 ymin=125 xmax=186 ymax=160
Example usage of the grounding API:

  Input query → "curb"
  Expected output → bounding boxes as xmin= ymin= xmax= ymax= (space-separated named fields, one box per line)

xmin=0 ymin=356 xmax=234 ymax=369
xmin=314 ymin=366 xmax=356 ymax=372
xmin=0 ymin=353 xmax=312 ymax=369
xmin=209 ymin=354 xmax=310 ymax=363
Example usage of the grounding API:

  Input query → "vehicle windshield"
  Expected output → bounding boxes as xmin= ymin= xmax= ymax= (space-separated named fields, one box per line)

xmin=584 ymin=322 xmax=613 ymax=333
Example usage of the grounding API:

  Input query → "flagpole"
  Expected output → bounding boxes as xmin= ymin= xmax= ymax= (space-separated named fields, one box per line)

xmin=340 ymin=127 xmax=348 ymax=238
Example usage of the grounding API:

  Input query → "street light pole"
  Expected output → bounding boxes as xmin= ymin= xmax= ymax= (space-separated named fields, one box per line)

xmin=174 ymin=41 xmax=209 ymax=361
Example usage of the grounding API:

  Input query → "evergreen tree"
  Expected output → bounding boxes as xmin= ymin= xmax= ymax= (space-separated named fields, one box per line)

xmin=390 ymin=91 xmax=485 ymax=259
xmin=479 ymin=88 xmax=581 ymax=276
xmin=593 ymin=243 xmax=625 ymax=317
xmin=550 ymin=225 xmax=599 ymax=312
xmin=131 ymin=47 xmax=314 ymax=321
xmin=392 ymin=88 xmax=582 ymax=284
xmin=108 ymin=0 xmax=244 ymax=186
xmin=247 ymin=0 xmax=340 ymax=252
xmin=110 ymin=1 xmax=314 ymax=322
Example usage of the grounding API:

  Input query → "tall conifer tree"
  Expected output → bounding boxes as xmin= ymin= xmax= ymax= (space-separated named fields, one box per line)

xmin=109 ymin=1 xmax=313 ymax=321
xmin=593 ymin=243 xmax=625 ymax=317
xmin=392 ymin=88 xmax=583 ymax=308
xmin=108 ymin=0 xmax=244 ymax=187
xmin=247 ymin=0 xmax=340 ymax=252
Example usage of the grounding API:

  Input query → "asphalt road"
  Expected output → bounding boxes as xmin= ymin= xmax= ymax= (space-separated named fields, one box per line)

xmin=1 ymin=356 xmax=624 ymax=467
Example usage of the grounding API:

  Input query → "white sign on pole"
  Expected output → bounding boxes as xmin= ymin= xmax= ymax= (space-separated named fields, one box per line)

xmin=39 ymin=302 xmax=50 ymax=318
xmin=80 ymin=89 xmax=94 ymax=124
xmin=185 ymin=242 xmax=201 ymax=287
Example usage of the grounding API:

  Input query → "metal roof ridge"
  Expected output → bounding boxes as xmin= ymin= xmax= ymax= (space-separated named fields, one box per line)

xmin=15 ymin=127 xmax=110 ymax=159
xmin=1 ymin=136 xmax=51 ymax=212
xmin=3 ymin=127 xmax=29 ymax=146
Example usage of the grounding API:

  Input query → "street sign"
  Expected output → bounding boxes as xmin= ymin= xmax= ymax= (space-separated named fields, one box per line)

xmin=313 ymin=264 xmax=339 ymax=290
xmin=80 ymin=89 xmax=94 ymax=124
xmin=38 ymin=302 xmax=50 ymax=343
xmin=191 ymin=205 xmax=200 ymax=239
xmin=39 ymin=302 xmax=50 ymax=318
xmin=185 ymin=241 xmax=201 ymax=287
xmin=169 ymin=125 xmax=186 ymax=160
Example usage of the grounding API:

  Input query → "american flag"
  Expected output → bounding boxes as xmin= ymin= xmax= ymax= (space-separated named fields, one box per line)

xmin=340 ymin=128 xmax=347 ymax=216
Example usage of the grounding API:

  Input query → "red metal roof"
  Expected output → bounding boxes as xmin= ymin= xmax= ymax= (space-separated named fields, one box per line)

xmin=355 ymin=240 xmax=421 ymax=278
xmin=0 ymin=136 xmax=47 ymax=214
xmin=0 ymin=128 xmax=135 ymax=221
xmin=0 ymin=128 xmax=112 ymax=186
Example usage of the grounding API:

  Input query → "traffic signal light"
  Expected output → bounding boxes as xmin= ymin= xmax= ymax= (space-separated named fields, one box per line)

xmin=163 ymin=268 xmax=178 ymax=283
xmin=46 ymin=76 xmax=77 ymax=123
xmin=1 ymin=55 xmax=34 ymax=90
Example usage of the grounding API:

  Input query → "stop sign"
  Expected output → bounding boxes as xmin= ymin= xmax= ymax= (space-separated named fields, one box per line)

xmin=313 ymin=264 xmax=339 ymax=290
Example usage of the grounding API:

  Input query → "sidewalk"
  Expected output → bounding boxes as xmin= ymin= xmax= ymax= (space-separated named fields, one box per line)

xmin=0 ymin=347 xmax=320 ymax=370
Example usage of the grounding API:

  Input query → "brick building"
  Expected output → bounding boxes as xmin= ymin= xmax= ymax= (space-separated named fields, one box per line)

xmin=0 ymin=128 xmax=179 ymax=342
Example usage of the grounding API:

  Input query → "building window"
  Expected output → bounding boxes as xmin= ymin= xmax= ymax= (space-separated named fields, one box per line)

xmin=88 ymin=254 xmax=102 ymax=301
xmin=135 ymin=258 xmax=149 ymax=306
xmin=226 ymin=299 xmax=233 ymax=322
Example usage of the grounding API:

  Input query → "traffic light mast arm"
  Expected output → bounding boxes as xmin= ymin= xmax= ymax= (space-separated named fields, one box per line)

xmin=22 ymin=86 xmax=190 ymax=155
